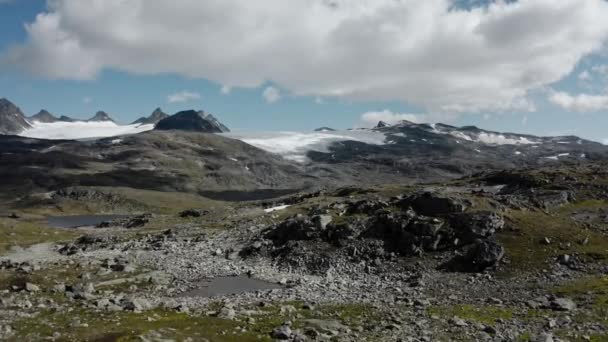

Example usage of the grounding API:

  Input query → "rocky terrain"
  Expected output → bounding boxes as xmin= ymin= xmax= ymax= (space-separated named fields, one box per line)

xmin=2 ymin=97 xmax=608 ymax=341
xmin=1 ymin=162 xmax=608 ymax=341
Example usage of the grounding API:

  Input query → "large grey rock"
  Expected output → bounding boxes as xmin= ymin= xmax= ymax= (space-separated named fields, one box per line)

xmin=550 ymin=298 xmax=576 ymax=311
xmin=441 ymin=240 xmax=505 ymax=272
xmin=271 ymin=325 xmax=292 ymax=340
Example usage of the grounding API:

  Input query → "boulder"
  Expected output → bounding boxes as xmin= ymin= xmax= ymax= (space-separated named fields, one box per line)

xmin=397 ymin=192 xmax=470 ymax=216
xmin=179 ymin=209 xmax=208 ymax=218
xmin=271 ymin=325 xmax=292 ymax=340
xmin=448 ymin=211 xmax=504 ymax=243
xmin=441 ymin=240 xmax=505 ymax=272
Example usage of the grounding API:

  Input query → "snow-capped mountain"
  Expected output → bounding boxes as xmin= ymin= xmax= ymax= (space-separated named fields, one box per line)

xmin=0 ymin=98 xmax=32 ymax=135
xmin=199 ymin=111 xmax=230 ymax=133
xmin=88 ymin=111 xmax=115 ymax=122
xmin=154 ymin=110 xmax=230 ymax=133
xmin=29 ymin=109 xmax=59 ymax=123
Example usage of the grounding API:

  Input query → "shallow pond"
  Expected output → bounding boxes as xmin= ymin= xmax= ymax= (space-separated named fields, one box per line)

xmin=180 ymin=275 xmax=283 ymax=297
xmin=47 ymin=215 xmax=131 ymax=228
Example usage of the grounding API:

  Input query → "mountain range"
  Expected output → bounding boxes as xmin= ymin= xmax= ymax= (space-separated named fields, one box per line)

xmin=1 ymin=95 xmax=608 ymax=196
xmin=0 ymin=98 xmax=230 ymax=137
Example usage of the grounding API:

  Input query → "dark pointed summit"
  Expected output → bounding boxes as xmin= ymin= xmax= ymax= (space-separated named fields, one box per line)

xmin=200 ymin=111 xmax=230 ymax=133
xmin=88 ymin=111 xmax=115 ymax=123
xmin=132 ymin=107 xmax=169 ymax=125
xmin=314 ymin=127 xmax=336 ymax=132
xmin=0 ymin=98 xmax=32 ymax=134
xmin=30 ymin=109 xmax=59 ymax=123
xmin=154 ymin=110 xmax=229 ymax=133
xmin=375 ymin=121 xmax=391 ymax=128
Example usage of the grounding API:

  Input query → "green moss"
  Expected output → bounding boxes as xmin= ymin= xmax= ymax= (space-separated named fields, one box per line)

xmin=10 ymin=308 xmax=273 ymax=342
xmin=428 ymin=304 xmax=514 ymax=326
xmin=555 ymin=276 xmax=608 ymax=325
xmin=0 ymin=218 xmax=78 ymax=254
xmin=498 ymin=203 xmax=608 ymax=273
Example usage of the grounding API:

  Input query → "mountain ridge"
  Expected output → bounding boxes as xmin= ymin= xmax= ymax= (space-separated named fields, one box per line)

xmin=0 ymin=98 xmax=32 ymax=134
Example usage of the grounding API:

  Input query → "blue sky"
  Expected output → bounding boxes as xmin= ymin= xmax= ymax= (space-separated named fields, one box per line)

xmin=1 ymin=0 xmax=608 ymax=141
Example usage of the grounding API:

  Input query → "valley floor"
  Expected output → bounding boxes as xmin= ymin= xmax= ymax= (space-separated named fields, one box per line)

xmin=1 ymin=163 xmax=608 ymax=341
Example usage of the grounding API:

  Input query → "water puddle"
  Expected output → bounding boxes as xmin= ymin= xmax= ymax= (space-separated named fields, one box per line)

xmin=180 ymin=275 xmax=283 ymax=297
xmin=47 ymin=215 xmax=131 ymax=228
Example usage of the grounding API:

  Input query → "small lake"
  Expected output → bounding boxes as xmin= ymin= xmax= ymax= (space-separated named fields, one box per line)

xmin=180 ymin=275 xmax=283 ymax=297
xmin=47 ymin=215 xmax=131 ymax=228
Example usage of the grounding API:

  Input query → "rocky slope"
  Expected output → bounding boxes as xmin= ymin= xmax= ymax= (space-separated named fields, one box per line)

xmin=0 ymin=98 xmax=31 ymax=135
xmin=0 ymin=130 xmax=307 ymax=197
xmin=304 ymin=120 xmax=608 ymax=185
xmin=29 ymin=110 xmax=59 ymax=123
xmin=87 ymin=111 xmax=115 ymax=123
xmin=155 ymin=110 xmax=228 ymax=133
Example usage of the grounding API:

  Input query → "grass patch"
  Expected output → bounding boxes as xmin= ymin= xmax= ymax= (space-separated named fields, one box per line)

xmin=0 ymin=218 xmax=78 ymax=255
xmin=498 ymin=203 xmax=608 ymax=272
xmin=428 ymin=304 xmax=514 ymax=326
xmin=555 ymin=276 xmax=608 ymax=324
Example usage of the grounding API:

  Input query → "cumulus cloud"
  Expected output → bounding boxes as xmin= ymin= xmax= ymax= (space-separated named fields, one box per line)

xmin=263 ymin=86 xmax=281 ymax=104
xmin=578 ymin=70 xmax=591 ymax=81
xmin=592 ymin=65 xmax=608 ymax=74
xmin=549 ymin=91 xmax=608 ymax=112
xmin=167 ymin=91 xmax=201 ymax=103
xmin=4 ymin=0 xmax=608 ymax=113
xmin=359 ymin=110 xmax=425 ymax=127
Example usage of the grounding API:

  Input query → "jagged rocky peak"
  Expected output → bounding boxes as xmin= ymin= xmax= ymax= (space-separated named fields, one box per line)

xmin=30 ymin=109 xmax=59 ymax=123
xmin=375 ymin=121 xmax=391 ymax=128
xmin=200 ymin=111 xmax=230 ymax=133
xmin=132 ymin=107 xmax=169 ymax=125
xmin=314 ymin=127 xmax=336 ymax=132
xmin=154 ymin=110 xmax=229 ymax=133
xmin=88 ymin=111 xmax=115 ymax=122
xmin=0 ymin=98 xmax=32 ymax=135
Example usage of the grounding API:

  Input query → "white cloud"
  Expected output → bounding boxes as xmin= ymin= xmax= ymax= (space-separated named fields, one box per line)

xmin=220 ymin=85 xmax=231 ymax=95
xmin=359 ymin=110 xmax=424 ymax=127
xmin=549 ymin=91 xmax=608 ymax=112
xmin=578 ymin=70 xmax=591 ymax=81
xmin=4 ymin=0 xmax=608 ymax=113
xmin=592 ymin=65 xmax=608 ymax=74
xmin=262 ymin=86 xmax=281 ymax=104
xmin=167 ymin=91 xmax=201 ymax=103
xmin=82 ymin=96 xmax=93 ymax=104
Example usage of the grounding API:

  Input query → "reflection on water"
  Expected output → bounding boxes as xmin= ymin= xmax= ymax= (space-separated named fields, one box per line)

xmin=180 ymin=275 xmax=283 ymax=297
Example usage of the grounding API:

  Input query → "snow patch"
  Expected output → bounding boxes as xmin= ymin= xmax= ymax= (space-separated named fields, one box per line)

xmin=223 ymin=130 xmax=387 ymax=163
xmin=264 ymin=205 xmax=291 ymax=213
xmin=20 ymin=121 xmax=154 ymax=140
xmin=475 ymin=133 xmax=537 ymax=145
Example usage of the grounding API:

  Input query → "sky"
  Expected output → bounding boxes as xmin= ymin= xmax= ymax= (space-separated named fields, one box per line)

xmin=1 ymin=0 xmax=608 ymax=142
